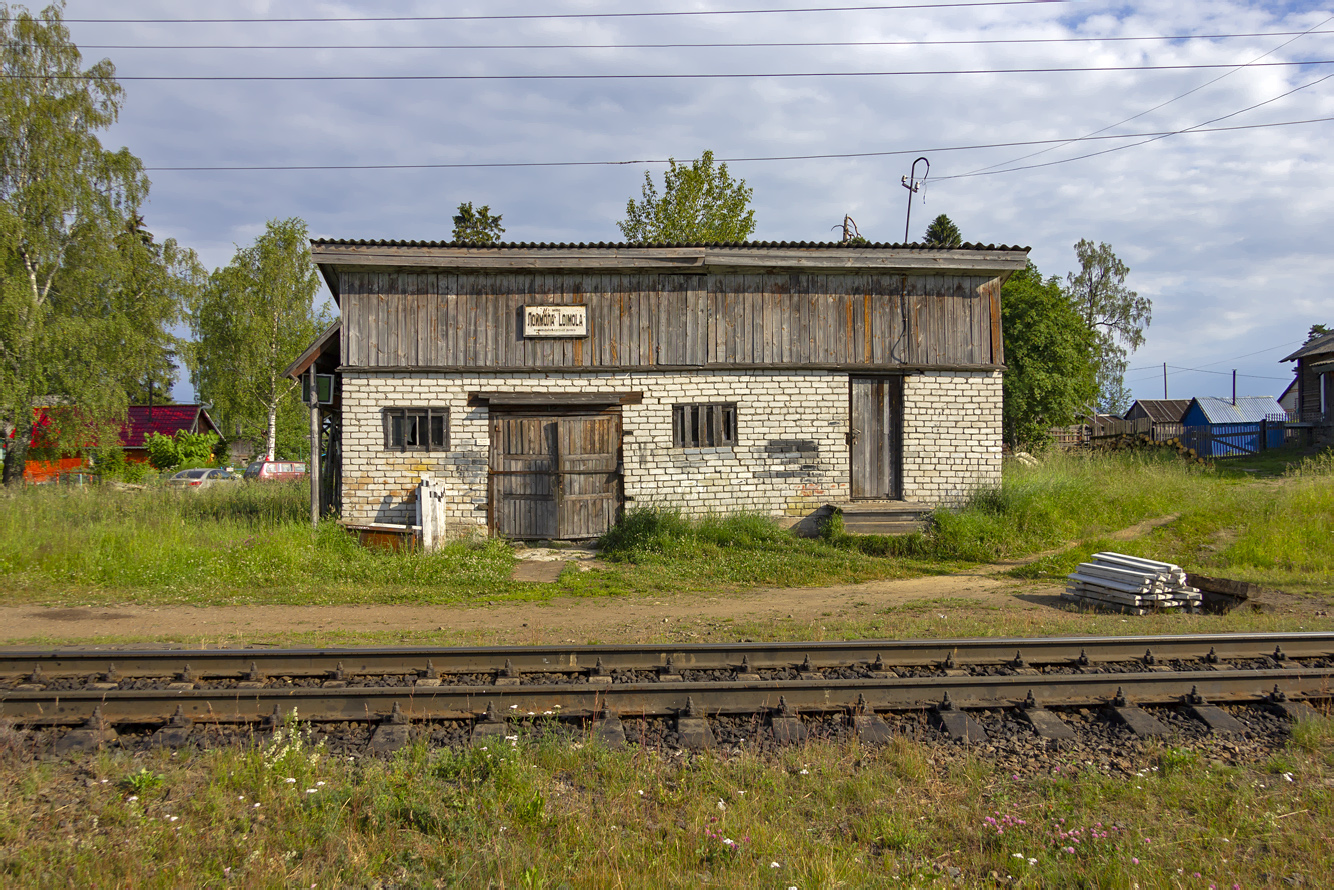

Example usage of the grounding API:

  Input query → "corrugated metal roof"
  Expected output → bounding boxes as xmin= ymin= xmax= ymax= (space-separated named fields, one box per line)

xmin=1190 ymin=396 xmax=1286 ymax=424
xmin=122 ymin=405 xmax=219 ymax=449
xmin=310 ymin=238 xmax=1029 ymax=251
xmin=1280 ymin=331 xmax=1334 ymax=362
xmin=1125 ymin=399 xmax=1190 ymax=423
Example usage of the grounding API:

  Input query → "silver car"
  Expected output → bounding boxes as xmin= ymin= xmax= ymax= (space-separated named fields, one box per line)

xmin=166 ymin=468 xmax=240 ymax=490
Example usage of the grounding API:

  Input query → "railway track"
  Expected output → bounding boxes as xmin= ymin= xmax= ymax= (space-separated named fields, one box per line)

xmin=2 ymin=633 xmax=1330 ymax=754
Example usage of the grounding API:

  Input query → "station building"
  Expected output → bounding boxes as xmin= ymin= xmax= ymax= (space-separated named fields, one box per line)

xmin=286 ymin=240 xmax=1027 ymax=540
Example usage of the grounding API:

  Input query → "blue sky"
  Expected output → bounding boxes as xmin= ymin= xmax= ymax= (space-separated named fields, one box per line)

xmin=58 ymin=0 xmax=1334 ymax=404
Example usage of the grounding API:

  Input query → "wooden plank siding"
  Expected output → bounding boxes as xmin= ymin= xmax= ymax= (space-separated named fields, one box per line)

xmin=337 ymin=271 xmax=1005 ymax=371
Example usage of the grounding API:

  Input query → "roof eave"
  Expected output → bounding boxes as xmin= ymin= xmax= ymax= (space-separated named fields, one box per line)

xmin=310 ymin=243 xmax=1030 ymax=276
xmin=284 ymin=319 xmax=341 ymax=381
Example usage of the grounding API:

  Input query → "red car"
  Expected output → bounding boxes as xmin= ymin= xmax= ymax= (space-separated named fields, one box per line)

xmin=242 ymin=460 xmax=308 ymax=482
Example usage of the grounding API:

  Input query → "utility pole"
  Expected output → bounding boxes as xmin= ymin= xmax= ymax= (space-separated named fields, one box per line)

xmin=901 ymin=157 xmax=929 ymax=243
xmin=1232 ymin=370 xmax=1236 ymax=406
xmin=1163 ymin=362 xmax=1168 ymax=399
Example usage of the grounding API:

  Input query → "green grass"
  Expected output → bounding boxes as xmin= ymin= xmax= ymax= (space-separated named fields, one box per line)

xmin=1006 ymin=449 xmax=1334 ymax=599
xmin=2 ymin=447 xmax=1332 ymax=610
xmin=1 ymin=715 xmax=1330 ymax=887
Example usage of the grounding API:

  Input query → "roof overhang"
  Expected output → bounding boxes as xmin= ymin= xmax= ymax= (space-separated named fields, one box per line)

xmin=284 ymin=320 xmax=341 ymax=380
xmin=310 ymin=241 xmax=1030 ymax=304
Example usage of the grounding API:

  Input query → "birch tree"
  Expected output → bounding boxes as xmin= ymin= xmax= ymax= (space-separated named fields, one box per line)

xmin=188 ymin=218 xmax=327 ymax=461
xmin=0 ymin=2 xmax=194 ymax=484
xmin=1065 ymin=240 xmax=1151 ymax=413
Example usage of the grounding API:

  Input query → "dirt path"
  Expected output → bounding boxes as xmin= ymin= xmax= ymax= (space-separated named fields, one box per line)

xmin=0 ymin=568 xmax=1057 ymax=647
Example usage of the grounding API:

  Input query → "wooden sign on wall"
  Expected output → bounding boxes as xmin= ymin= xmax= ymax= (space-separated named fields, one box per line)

xmin=524 ymin=305 xmax=588 ymax=338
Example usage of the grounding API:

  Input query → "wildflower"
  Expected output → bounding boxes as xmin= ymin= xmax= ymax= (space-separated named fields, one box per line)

xmin=637 ymin=790 xmax=644 ymax=796
xmin=1063 ymin=847 xmax=1075 ymax=854
xmin=723 ymin=838 xmax=736 ymax=847
xmin=1283 ymin=772 xmax=1294 ymax=782
xmin=509 ymin=704 xmax=518 ymax=709
xmin=168 ymin=815 xmax=179 ymax=822
xmin=800 ymin=769 xmax=809 ymax=775
xmin=1028 ymin=859 xmax=1037 ymax=866
xmin=238 ymin=795 xmax=245 ymax=801
xmin=306 ymin=788 xmax=318 ymax=794
xmin=1012 ymin=854 xmax=1024 ymax=860
xmin=127 ymin=796 xmax=138 ymax=802
xmin=771 ymin=862 xmax=781 ymax=868
xmin=253 ymin=803 xmax=261 ymax=809
xmin=717 ymin=800 xmax=726 ymax=811
xmin=1132 ymin=858 xmax=1139 ymax=865
xmin=316 ymin=781 xmax=325 ymax=787
xmin=284 ymin=778 xmax=296 ymax=784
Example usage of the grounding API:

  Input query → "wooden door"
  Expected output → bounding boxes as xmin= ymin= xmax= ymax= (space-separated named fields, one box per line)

xmin=849 ymin=376 xmax=903 ymax=500
xmin=490 ymin=411 xmax=623 ymax=539
xmin=490 ymin=415 xmax=559 ymax=539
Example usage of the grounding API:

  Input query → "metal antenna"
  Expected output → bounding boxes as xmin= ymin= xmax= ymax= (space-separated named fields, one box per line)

xmin=901 ymin=157 xmax=929 ymax=243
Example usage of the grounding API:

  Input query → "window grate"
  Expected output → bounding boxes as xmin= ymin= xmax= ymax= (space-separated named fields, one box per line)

xmin=382 ymin=407 xmax=449 ymax=452
xmin=671 ymin=403 xmax=737 ymax=448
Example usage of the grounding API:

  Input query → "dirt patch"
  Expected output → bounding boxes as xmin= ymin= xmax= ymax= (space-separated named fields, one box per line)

xmin=28 ymin=608 xmax=136 ymax=623
xmin=510 ymin=561 xmax=567 ymax=583
xmin=0 ymin=570 xmax=1048 ymax=646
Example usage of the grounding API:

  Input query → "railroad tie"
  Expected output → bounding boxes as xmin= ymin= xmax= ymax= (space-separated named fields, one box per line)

xmin=675 ymin=697 xmax=715 ymax=751
xmin=471 ymin=701 xmax=510 ymax=745
xmin=1107 ymin=688 xmax=1168 ymax=738
xmin=931 ymin=693 xmax=987 ymax=744
xmin=369 ymin=702 xmax=412 ymax=754
xmin=770 ymin=697 xmax=807 ymax=746
xmin=593 ymin=711 xmax=626 ymax=749
xmin=54 ymin=705 xmax=119 ymax=754
xmin=1182 ymin=688 xmax=1247 ymax=736
xmin=1265 ymin=686 xmax=1322 ymax=723
xmin=1018 ymin=691 xmax=1074 ymax=742
xmin=149 ymin=705 xmax=193 ymax=749
xmin=850 ymin=695 xmax=894 ymax=747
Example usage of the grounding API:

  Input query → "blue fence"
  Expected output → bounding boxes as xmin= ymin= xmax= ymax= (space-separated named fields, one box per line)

xmin=1180 ymin=420 xmax=1286 ymax=458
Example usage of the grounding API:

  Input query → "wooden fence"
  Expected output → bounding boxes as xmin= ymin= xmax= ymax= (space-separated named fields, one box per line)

xmin=1050 ymin=415 xmax=1286 ymax=459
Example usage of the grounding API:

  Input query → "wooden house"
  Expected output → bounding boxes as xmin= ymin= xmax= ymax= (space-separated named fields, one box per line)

xmin=1123 ymin=399 xmax=1190 ymax=425
xmin=286 ymin=240 xmax=1028 ymax=540
xmin=1281 ymin=331 xmax=1334 ymax=424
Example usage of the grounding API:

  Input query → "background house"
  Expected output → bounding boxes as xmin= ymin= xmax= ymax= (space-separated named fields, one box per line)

xmin=1123 ymin=399 xmax=1190 ymax=425
xmin=15 ymin=404 xmax=220 ymax=482
xmin=1281 ymin=331 xmax=1334 ymax=424
xmin=1180 ymin=395 xmax=1286 ymax=457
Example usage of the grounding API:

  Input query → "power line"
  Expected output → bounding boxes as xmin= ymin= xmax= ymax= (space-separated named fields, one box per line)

xmin=1167 ymin=365 xmax=1290 ymax=381
xmin=959 ymin=13 xmax=1334 ymax=178
xmin=12 ymin=58 xmax=1334 ymax=82
xmin=137 ymin=113 xmax=1334 ymax=171
xmin=51 ymin=29 xmax=1334 ymax=52
xmin=1126 ymin=339 xmax=1303 ymax=372
xmin=63 ymin=1 xmax=1070 ymax=25
xmin=935 ymin=68 xmax=1334 ymax=181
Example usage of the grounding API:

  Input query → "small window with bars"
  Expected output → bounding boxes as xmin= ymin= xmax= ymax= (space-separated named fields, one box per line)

xmin=382 ymin=407 xmax=449 ymax=452
xmin=672 ymin=403 xmax=737 ymax=448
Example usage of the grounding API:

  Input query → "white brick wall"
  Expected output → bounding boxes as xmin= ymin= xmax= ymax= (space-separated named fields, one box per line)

xmin=902 ymin=370 xmax=1003 ymax=506
xmin=339 ymin=369 xmax=1001 ymax=533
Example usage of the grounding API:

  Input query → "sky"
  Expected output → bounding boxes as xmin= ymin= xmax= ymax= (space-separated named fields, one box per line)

xmin=55 ymin=0 xmax=1334 ymax=406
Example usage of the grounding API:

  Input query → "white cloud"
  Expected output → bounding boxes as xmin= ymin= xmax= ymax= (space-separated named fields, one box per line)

xmin=61 ymin=0 xmax=1334 ymax=401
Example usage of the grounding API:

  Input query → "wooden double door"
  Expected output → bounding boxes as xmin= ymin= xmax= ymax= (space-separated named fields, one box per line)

xmin=849 ymin=376 xmax=904 ymax=500
xmin=489 ymin=410 xmax=623 ymax=539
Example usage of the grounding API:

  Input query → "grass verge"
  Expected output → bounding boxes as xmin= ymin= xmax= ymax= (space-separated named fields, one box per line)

xmin=1 ymin=715 xmax=1330 ymax=887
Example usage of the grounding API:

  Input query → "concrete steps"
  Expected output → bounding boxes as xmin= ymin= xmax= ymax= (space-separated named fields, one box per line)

xmin=831 ymin=501 xmax=932 ymax=536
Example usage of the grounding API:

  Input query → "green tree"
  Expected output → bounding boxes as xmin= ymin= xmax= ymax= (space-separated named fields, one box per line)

xmin=0 ymin=2 xmax=195 ymax=485
xmin=1065 ymin=240 xmax=1151 ymax=414
xmin=1307 ymin=323 xmax=1330 ymax=342
xmin=922 ymin=214 xmax=962 ymax=247
xmin=452 ymin=202 xmax=505 ymax=243
xmin=187 ymin=218 xmax=329 ymax=461
xmin=618 ymin=150 xmax=755 ymax=243
xmin=1002 ymin=262 xmax=1099 ymax=448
